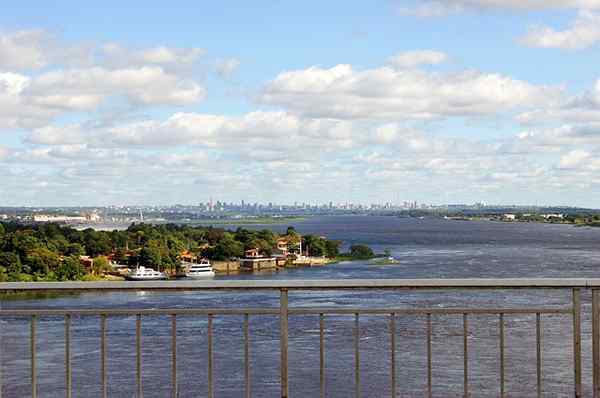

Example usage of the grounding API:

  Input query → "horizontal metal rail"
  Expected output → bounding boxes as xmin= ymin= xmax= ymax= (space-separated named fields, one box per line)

xmin=0 ymin=280 xmax=595 ymax=398
xmin=0 ymin=307 xmax=572 ymax=316
xmin=2 ymin=278 xmax=600 ymax=291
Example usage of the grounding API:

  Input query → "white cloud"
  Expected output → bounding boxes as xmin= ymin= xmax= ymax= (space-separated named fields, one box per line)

xmin=398 ymin=0 xmax=600 ymax=17
xmin=521 ymin=11 xmax=600 ymax=49
xmin=0 ymin=145 xmax=9 ymax=160
xmin=260 ymin=64 xmax=561 ymax=120
xmin=559 ymin=149 xmax=591 ymax=167
xmin=387 ymin=50 xmax=448 ymax=68
xmin=0 ymin=30 xmax=93 ymax=71
xmin=29 ymin=66 xmax=205 ymax=108
xmin=215 ymin=58 xmax=241 ymax=78
xmin=0 ymin=66 xmax=206 ymax=129
xmin=517 ymin=79 xmax=600 ymax=126
xmin=101 ymin=43 xmax=205 ymax=70
xmin=0 ymin=30 xmax=210 ymax=128
xmin=25 ymin=111 xmax=359 ymax=155
xmin=0 ymin=30 xmax=49 ymax=70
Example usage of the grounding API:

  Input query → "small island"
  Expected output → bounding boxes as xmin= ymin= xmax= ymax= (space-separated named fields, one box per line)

xmin=0 ymin=222 xmax=375 ymax=282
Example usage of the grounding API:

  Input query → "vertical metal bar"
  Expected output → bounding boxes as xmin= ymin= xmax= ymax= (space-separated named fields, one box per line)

xmin=100 ymin=315 xmax=107 ymax=398
xmin=280 ymin=289 xmax=289 ymax=398
xmin=171 ymin=314 xmax=177 ymax=398
xmin=536 ymin=313 xmax=542 ymax=398
xmin=390 ymin=313 xmax=396 ymax=398
xmin=463 ymin=313 xmax=468 ymax=398
xmin=31 ymin=315 xmax=36 ymax=398
xmin=65 ymin=314 xmax=71 ymax=398
xmin=136 ymin=314 xmax=142 ymax=398
xmin=572 ymin=289 xmax=581 ymax=398
xmin=320 ymin=313 xmax=325 ymax=398
xmin=208 ymin=314 xmax=213 ymax=398
xmin=244 ymin=313 xmax=250 ymax=398
xmin=427 ymin=313 xmax=432 ymax=398
xmin=593 ymin=289 xmax=600 ymax=398
xmin=499 ymin=313 xmax=505 ymax=398
xmin=0 ymin=301 xmax=2 ymax=398
xmin=354 ymin=313 xmax=360 ymax=398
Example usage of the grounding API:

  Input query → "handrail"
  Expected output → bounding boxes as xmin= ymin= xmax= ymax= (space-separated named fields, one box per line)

xmin=1 ymin=278 xmax=600 ymax=291
xmin=1 ymin=280 xmax=598 ymax=397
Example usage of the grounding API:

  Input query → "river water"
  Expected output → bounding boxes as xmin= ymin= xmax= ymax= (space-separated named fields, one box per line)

xmin=2 ymin=216 xmax=600 ymax=397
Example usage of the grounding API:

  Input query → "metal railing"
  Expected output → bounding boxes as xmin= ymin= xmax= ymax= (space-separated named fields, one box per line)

xmin=1 ymin=278 xmax=600 ymax=397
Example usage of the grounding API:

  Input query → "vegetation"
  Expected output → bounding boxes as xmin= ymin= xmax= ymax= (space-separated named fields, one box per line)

xmin=335 ymin=244 xmax=377 ymax=261
xmin=0 ymin=222 xmax=359 ymax=281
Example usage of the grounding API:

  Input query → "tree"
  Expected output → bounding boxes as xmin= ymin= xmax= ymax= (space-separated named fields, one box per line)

xmin=349 ymin=244 xmax=374 ymax=259
xmin=92 ymin=256 xmax=111 ymax=275
xmin=303 ymin=235 xmax=326 ymax=257
xmin=212 ymin=233 xmax=243 ymax=260
xmin=324 ymin=240 xmax=341 ymax=258
xmin=65 ymin=243 xmax=85 ymax=256
xmin=83 ymin=230 xmax=112 ymax=257
xmin=25 ymin=247 xmax=61 ymax=275
xmin=0 ymin=252 xmax=22 ymax=276
xmin=140 ymin=239 xmax=166 ymax=269
xmin=56 ymin=256 xmax=85 ymax=281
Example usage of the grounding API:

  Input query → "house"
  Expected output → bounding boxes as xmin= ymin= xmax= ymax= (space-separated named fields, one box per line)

xmin=503 ymin=214 xmax=516 ymax=221
xmin=239 ymin=248 xmax=277 ymax=271
xmin=79 ymin=256 xmax=94 ymax=271
xmin=275 ymin=238 xmax=289 ymax=256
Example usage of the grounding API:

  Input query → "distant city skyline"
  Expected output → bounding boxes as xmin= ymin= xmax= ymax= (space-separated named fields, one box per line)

xmin=1 ymin=1 xmax=600 ymax=207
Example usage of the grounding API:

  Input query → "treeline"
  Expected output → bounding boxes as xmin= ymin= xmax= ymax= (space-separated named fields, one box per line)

xmin=0 ymin=222 xmax=367 ymax=282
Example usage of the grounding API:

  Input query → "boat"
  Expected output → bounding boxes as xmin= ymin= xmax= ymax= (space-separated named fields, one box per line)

xmin=183 ymin=259 xmax=215 ymax=279
xmin=125 ymin=266 xmax=168 ymax=281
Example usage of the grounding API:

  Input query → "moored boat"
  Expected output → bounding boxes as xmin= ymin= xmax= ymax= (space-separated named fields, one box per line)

xmin=183 ymin=259 xmax=215 ymax=278
xmin=125 ymin=266 xmax=168 ymax=281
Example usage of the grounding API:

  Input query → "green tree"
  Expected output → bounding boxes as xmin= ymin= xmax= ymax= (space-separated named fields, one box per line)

xmin=324 ymin=240 xmax=341 ymax=258
xmin=25 ymin=247 xmax=61 ymax=275
xmin=212 ymin=233 xmax=243 ymax=260
xmin=0 ymin=252 xmax=22 ymax=275
xmin=92 ymin=256 xmax=111 ymax=275
xmin=349 ymin=244 xmax=375 ymax=259
xmin=56 ymin=256 xmax=85 ymax=281
xmin=65 ymin=243 xmax=85 ymax=256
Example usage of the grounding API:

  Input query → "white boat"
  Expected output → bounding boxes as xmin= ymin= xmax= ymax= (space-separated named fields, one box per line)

xmin=184 ymin=259 xmax=215 ymax=279
xmin=125 ymin=266 xmax=168 ymax=281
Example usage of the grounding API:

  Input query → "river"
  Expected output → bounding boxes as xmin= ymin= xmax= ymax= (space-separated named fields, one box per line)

xmin=2 ymin=216 xmax=600 ymax=397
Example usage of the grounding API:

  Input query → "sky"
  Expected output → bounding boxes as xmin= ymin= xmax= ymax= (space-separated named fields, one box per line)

xmin=1 ymin=1 xmax=600 ymax=207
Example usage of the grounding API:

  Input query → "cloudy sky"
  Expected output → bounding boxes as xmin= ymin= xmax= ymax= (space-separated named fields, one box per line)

xmin=1 ymin=1 xmax=600 ymax=207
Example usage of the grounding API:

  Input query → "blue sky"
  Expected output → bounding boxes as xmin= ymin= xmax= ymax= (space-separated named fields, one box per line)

xmin=1 ymin=1 xmax=600 ymax=207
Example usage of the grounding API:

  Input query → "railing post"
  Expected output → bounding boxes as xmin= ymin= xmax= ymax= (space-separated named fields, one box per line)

xmin=100 ymin=314 xmax=107 ymax=398
xmin=426 ymin=313 xmax=432 ymax=398
xmin=463 ymin=313 xmax=468 ymax=398
xmin=536 ymin=313 xmax=542 ymax=398
xmin=390 ymin=313 xmax=396 ymax=398
xmin=593 ymin=289 xmax=600 ymax=398
xmin=499 ymin=313 xmax=505 ymax=398
xmin=572 ymin=289 xmax=581 ymax=398
xmin=65 ymin=314 xmax=71 ymax=398
xmin=31 ymin=315 xmax=36 ymax=398
xmin=355 ymin=313 xmax=360 ymax=398
xmin=244 ymin=314 xmax=250 ymax=398
xmin=208 ymin=314 xmax=213 ymax=398
xmin=320 ymin=313 xmax=325 ymax=398
xmin=136 ymin=314 xmax=142 ymax=398
xmin=171 ymin=314 xmax=177 ymax=398
xmin=280 ymin=288 xmax=289 ymax=398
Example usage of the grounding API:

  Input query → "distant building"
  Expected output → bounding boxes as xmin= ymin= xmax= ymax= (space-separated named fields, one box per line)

xmin=33 ymin=212 xmax=101 ymax=224
xmin=503 ymin=214 xmax=516 ymax=221
xmin=542 ymin=213 xmax=564 ymax=220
